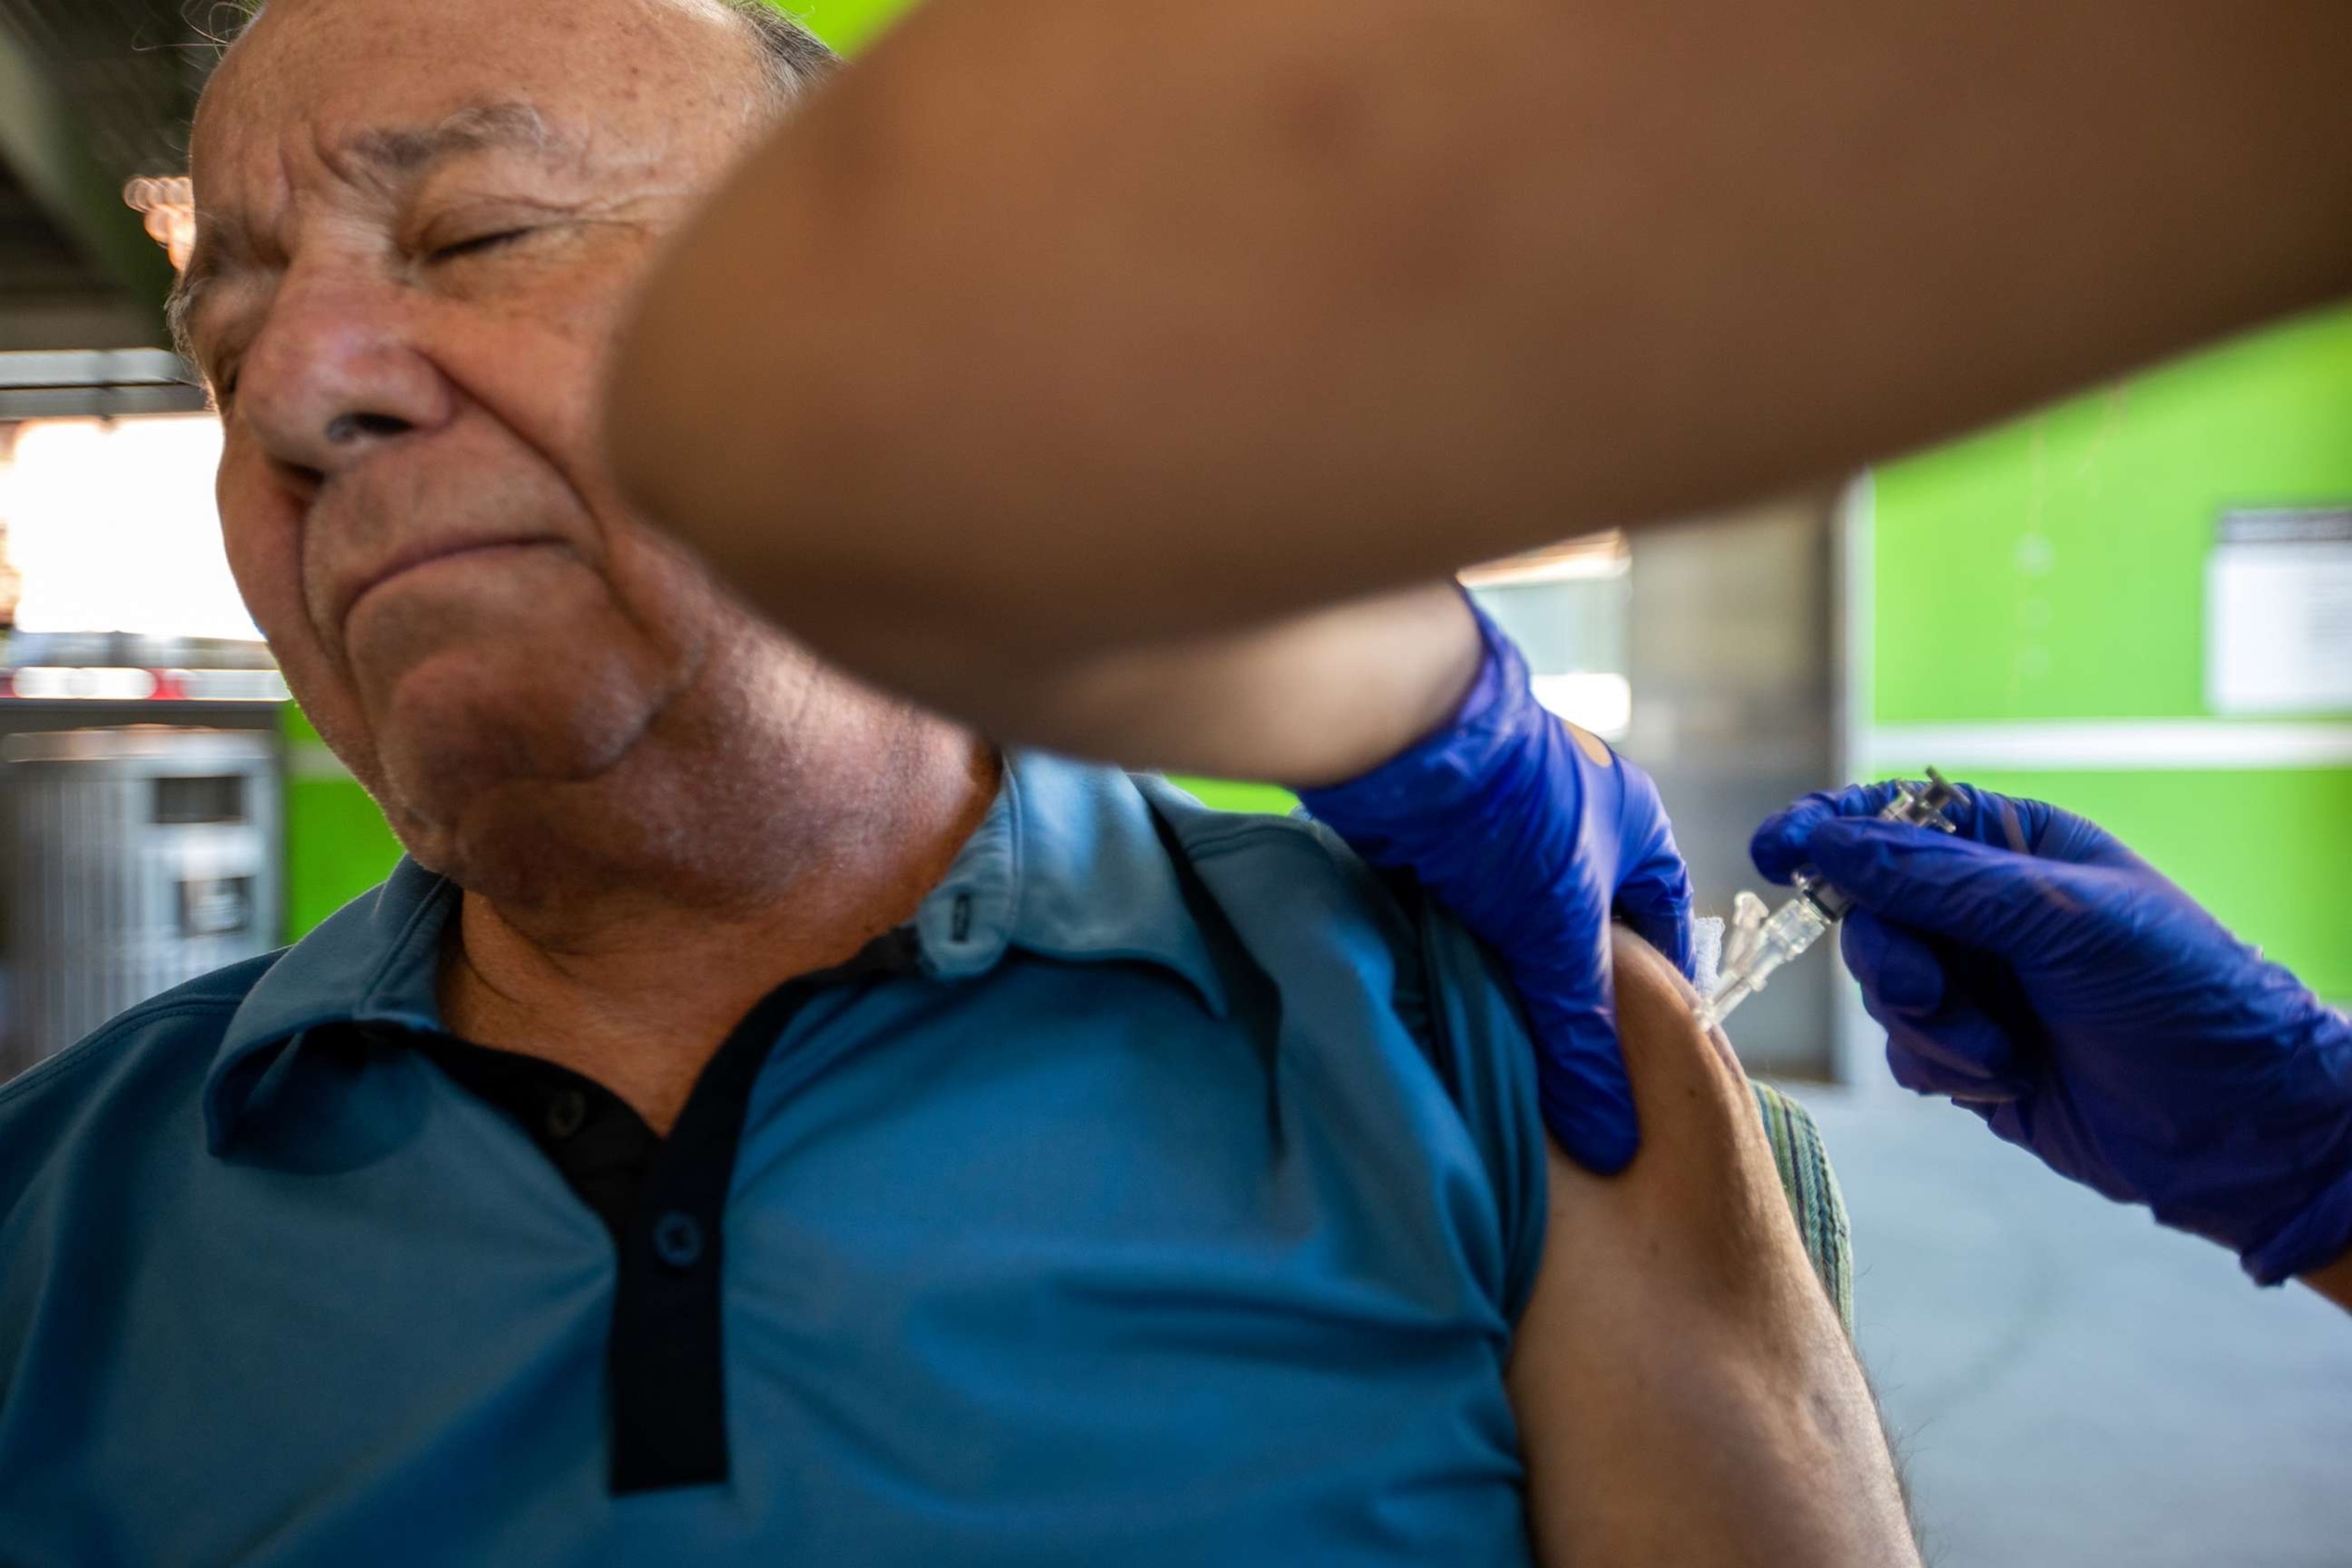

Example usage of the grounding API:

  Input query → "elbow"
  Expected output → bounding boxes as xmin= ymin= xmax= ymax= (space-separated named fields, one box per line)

xmin=602 ymin=278 xmax=737 ymax=576
xmin=598 ymin=276 xmax=1011 ymax=713
xmin=599 ymin=266 xmax=866 ymax=668
xmin=598 ymin=237 xmax=985 ymax=694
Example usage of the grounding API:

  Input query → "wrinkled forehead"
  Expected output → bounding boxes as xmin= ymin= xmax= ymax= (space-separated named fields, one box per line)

xmin=191 ymin=0 xmax=758 ymax=199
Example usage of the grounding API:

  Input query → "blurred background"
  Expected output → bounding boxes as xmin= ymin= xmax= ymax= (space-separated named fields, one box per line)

xmin=1 ymin=1 xmax=2347 ymax=1562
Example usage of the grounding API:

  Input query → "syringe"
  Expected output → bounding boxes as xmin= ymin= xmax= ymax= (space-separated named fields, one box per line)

xmin=1694 ymin=769 xmax=1960 ymax=1031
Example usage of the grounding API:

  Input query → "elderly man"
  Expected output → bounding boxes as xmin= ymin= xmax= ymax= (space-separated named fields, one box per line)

xmin=0 ymin=2 xmax=1912 ymax=1563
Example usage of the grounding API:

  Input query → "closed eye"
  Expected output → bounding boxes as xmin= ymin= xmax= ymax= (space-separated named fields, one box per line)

xmin=429 ymin=228 xmax=533 ymax=264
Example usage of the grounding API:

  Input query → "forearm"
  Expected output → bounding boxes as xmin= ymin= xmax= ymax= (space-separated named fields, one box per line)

xmin=935 ymin=583 xmax=1480 ymax=785
xmin=2303 ymin=1249 xmax=2352 ymax=1315
xmin=1509 ymin=933 xmax=1916 ymax=1566
xmin=612 ymin=0 xmax=2352 ymax=720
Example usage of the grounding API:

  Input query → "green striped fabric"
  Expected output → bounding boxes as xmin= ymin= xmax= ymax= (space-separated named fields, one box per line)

xmin=1751 ymin=1083 xmax=1856 ymax=1336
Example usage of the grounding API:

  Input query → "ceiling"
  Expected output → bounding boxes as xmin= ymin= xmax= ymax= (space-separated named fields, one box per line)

xmin=0 ymin=0 xmax=920 ymax=354
xmin=0 ymin=159 xmax=91 ymax=300
xmin=0 ymin=0 xmax=214 ymax=351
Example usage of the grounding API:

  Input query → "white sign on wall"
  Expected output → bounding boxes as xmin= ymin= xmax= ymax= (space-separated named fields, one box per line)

xmin=2206 ymin=508 xmax=2352 ymax=716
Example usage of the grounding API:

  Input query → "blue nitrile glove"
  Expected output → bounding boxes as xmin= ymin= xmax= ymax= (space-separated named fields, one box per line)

xmin=1298 ymin=598 xmax=1692 ymax=1175
xmin=1752 ymin=782 xmax=2352 ymax=1285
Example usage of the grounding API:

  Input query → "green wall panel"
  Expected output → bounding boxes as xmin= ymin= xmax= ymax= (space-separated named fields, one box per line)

xmin=279 ymin=705 xmax=404 ymax=941
xmin=1873 ymin=305 xmax=2352 ymax=725
xmin=777 ymin=0 xmax=919 ymax=53
xmin=1167 ymin=776 xmax=1299 ymax=816
xmin=1867 ymin=304 xmax=2352 ymax=1006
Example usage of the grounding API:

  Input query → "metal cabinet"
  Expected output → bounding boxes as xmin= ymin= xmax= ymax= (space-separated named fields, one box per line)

xmin=6 ymin=727 xmax=279 ymax=1072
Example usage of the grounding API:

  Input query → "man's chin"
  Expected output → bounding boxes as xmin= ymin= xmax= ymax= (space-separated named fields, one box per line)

xmin=364 ymin=643 xmax=677 ymax=839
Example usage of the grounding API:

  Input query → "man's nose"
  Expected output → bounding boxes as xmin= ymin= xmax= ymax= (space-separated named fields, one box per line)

xmin=236 ymin=274 xmax=456 ymax=482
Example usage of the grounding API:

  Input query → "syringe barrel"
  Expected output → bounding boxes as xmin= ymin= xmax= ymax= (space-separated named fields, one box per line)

xmin=1801 ymin=879 xmax=1854 ymax=921
xmin=1700 ymin=767 xmax=1956 ymax=1031
xmin=1696 ymin=893 xmax=1836 ymax=1027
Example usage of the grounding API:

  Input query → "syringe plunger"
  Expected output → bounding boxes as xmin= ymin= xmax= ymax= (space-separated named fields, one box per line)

xmin=1695 ymin=769 xmax=1958 ymax=1031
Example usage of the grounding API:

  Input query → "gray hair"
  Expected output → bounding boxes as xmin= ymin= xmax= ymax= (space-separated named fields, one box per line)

xmin=720 ymin=1 xmax=839 ymax=100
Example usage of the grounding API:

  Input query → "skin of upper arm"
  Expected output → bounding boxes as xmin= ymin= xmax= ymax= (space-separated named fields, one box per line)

xmin=1505 ymin=929 xmax=1916 ymax=1568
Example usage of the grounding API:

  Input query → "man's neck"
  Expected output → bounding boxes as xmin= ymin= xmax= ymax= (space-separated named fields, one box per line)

xmin=439 ymin=733 xmax=1000 ymax=1133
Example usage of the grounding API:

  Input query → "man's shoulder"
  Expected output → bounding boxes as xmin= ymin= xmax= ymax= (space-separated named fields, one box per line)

xmin=5 ymin=952 xmax=279 ymax=1094
xmin=1141 ymin=776 xmax=1548 ymax=1319
xmin=1140 ymin=779 xmax=1512 ymax=995
xmin=0 ymin=953 xmax=281 ymax=1184
xmin=1146 ymin=782 xmax=1490 ymax=998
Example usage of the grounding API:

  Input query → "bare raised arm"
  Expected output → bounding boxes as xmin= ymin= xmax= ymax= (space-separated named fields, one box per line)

xmin=2305 ymin=1249 xmax=2352 ymax=1315
xmin=610 ymin=0 xmax=2352 ymax=763
xmin=747 ymin=577 xmax=1488 ymax=787
xmin=1507 ymin=928 xmax=1915 ymax=1567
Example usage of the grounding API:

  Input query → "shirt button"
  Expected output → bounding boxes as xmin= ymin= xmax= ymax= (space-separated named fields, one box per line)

xmin=544 ymin=1086 xmax=588 ymax=1141
xmin=652 ymin=1210 xmax=706 ymax=1271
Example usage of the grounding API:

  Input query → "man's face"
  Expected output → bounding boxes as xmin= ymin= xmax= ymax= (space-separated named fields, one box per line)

xmin=182 ymin=0 xmax=778 ymax=861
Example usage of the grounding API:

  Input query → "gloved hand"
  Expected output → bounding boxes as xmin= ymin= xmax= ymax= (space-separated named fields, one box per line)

xmin=1753 ymin=782 xmax=2352 ymax=1284
xmin=1299 ymin=597 xmax=1691 ymax=1175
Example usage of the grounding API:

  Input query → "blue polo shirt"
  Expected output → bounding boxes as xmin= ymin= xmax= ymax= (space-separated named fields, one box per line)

xmin=0 ymin=752 xmax=1547 ymax=1566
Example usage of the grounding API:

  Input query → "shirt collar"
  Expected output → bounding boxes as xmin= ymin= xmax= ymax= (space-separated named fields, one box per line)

xmin=914 ymin=751 xmax=1227 ymax=1018
xmin=204 ymin=857 xmax=458 ymax=1153
xmin=204 ymin=751 xmax=1226 ymax=1152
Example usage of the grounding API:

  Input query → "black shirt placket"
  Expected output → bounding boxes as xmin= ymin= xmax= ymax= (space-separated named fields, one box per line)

xmin=413 ymin=927 xmax=923 ymax=1494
